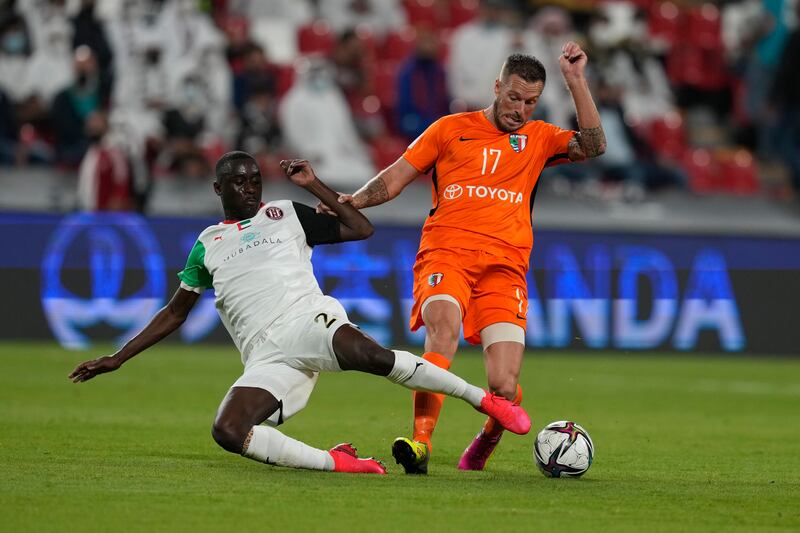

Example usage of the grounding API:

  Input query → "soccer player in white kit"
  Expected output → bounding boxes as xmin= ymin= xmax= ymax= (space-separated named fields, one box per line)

xmin=69 ymin=151 xmax=531 ymax=474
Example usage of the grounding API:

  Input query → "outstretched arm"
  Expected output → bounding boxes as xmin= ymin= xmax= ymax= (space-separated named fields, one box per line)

xmin=314 ymin=146 xmax=422 ymax=216
xmin=281 ymin=159 xmax=374 ymax=241
xmin=68 ymin=288 xmax=200 ymax=383
xmin=559 ymin=41 xmax=607 ymax=162
xmin=347 ymin=157 xmax=421 ymax=208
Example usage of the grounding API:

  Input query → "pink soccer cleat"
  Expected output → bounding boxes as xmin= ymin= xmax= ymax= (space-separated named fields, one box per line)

xmin=458 ymin=431 xmax=502 ymax=471
xmin=329 ymin=443 xmax=387 ymax=474
xmin=476 ymin=392 xmax=531 ymax=435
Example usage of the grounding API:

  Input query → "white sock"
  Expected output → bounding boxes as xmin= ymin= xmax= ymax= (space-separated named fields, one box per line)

xmin=242 ymin=425 xmax=335 ymax=471
xmin=386 ymin=350 xmax=484 ymax=407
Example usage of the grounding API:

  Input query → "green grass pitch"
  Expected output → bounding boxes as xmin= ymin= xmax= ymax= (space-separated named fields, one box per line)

xmin=1 ymin=342 xmax=799 ymax=532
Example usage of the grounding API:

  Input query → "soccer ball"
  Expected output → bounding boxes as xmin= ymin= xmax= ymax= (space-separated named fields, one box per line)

xmin=533 ymin=421 xmax=594 ymax=478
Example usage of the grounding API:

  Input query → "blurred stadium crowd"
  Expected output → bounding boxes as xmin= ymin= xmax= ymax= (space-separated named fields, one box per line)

xmin=0 ymin=0 xmax=797 ymax=211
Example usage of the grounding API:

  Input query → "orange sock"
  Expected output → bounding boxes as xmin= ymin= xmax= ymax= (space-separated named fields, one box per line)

xmin=482 ymin=384 xmax=523 ymax=438
xmin=412 ymin=352 xmax=451 ymax=451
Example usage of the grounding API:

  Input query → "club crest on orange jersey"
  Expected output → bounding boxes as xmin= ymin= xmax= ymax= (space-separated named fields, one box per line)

xmin=428 ymin=272 xmax=444 ymax=287
xmin=509 ymin=134 xmax=527 ymax=153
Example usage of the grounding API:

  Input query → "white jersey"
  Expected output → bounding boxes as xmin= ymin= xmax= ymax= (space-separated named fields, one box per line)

xmin=178 ymin=200 xmax=341 ymax=362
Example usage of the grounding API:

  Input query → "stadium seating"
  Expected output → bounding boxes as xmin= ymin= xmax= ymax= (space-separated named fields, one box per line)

xmin=449 ymin=0 xmax=479 ymax=27
xmin=648 ymin=113 xmax=688 ymax=161
xmin=381 ymin=27 xmax=417 ymax=62
xmin=372 ymin=61 xmax=400 ymax=110
xmin=0 ymin=0 xmax=777 ymax=201
xmin=686 ymin=3 xmax=722 ymax=49
xmin=648 ymin=1 xmax=682 ymax=48
xmin=625 ymin=0 xmax=656 ymax=8
xmin=683 ymin=148 xmax=719 ymax=193
xmin=684 ymin=148 xmax=759 ymax=195
xmin=719 ymin=150 xmax=759 ymax=195
xmin=354 ymin=26 xmax=379 ymax=60
xmin=370 ymin=135 xmax=409 ymax=170
xmin=298 ymin=20 xmax=335 ymax=55
xmin=403 ymin=0 xmax=441 ymax=26
xmin=274 ymin=64 xmax=296 ymax=98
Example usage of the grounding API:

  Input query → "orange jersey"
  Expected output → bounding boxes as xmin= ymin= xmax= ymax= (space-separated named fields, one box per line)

xmin=403 ymin=111 xmax=574 ymax=266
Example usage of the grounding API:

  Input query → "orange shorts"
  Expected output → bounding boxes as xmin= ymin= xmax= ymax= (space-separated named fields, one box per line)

xmin=409 ymin=248 xmax=529 ymax=345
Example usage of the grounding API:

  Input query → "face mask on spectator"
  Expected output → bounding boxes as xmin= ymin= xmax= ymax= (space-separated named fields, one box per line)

xmin=308 ymin=76 xmax=331 ymax=92
xmin=184 ymin=83 xmax=205 ymax=106
xmin=2 ymin=31 xmax=27 ymax=54
xmin=307 ymin=66 xmax=333 ymax=92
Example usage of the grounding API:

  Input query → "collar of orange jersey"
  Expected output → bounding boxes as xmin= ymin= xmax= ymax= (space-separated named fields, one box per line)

xmin=221 ymin=202 xmax=265 ymax=224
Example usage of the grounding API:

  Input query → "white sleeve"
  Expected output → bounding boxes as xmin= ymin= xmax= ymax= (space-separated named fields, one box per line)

xmin=180 ymin=281 xmax=204 ymax=294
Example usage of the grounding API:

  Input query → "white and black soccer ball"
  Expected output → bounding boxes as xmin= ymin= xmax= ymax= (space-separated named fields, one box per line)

xmin=533 ymin=421 xmax=594 ymax=478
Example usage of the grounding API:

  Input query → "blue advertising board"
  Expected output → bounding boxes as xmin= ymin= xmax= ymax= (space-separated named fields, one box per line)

xmin=1 ymin=211 xmax=798 ymax=354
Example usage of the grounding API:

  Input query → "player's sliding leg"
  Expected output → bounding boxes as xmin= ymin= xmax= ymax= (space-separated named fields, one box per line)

xmin=243 ymin=427 xmax=386 ymax=474
xmin=332 ymin=325 xmax=478 ymax=405
xmin=331 ymin=324 xmax=530 ymax=470
xmin=212 ymin=386 xmax=333 ymax=470
xmin=212 ymin=386 xmax=386 ymax=474
xmin=459 ymin=331 xmax=526 ymax=471
xmin=332 ymin=324 xmax=521 ymax=419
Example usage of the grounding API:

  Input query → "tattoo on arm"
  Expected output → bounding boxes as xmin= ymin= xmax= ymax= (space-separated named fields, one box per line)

xmin=567 ymin=136 xmax=584 ymax=161
xmin=356 ymin=176 xmax=390 ymax=208
xmin=569 ymin=126 xmax=606 ymax=161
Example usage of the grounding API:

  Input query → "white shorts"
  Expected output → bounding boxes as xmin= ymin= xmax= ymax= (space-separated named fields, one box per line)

xmin=232 ymin=361 xmax=318 ymax=426
xmin=231 ymin=294 xmax=352 ymax=424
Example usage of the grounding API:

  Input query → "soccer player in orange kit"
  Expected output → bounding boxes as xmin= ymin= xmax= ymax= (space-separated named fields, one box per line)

xmin=327 ymin=42 xmax=606 ymax=473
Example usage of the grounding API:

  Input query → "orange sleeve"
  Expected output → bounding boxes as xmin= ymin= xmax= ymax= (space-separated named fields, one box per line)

xmin=402 ymin=117 xmax=446 ymax=173
xmin=543 ymin=124 xmax=575 ymax=167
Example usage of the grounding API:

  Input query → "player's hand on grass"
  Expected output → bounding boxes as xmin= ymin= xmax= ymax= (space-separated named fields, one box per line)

xmin=69 ymin=355 xmax=123 ymax=383
xmin=280 ymin=159 xmax=316 ymax=187
xmin=559 ymin=41 xmax=587 ymax=79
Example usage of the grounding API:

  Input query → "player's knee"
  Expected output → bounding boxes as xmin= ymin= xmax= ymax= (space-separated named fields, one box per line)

xmin=425 ymin=321 xmax=460 ymax=353
xmin=356 ymin=342 xmax=395 ymax=375
xmin=430 ymin=324 xmax=459 ymax=344
xmin=211 ymin=418 xmax=249 ymax=454
xmin=336 ymin=331 xmax=394 ymax=375
xmin=488 ymin=376 xmax=519 ymax=401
